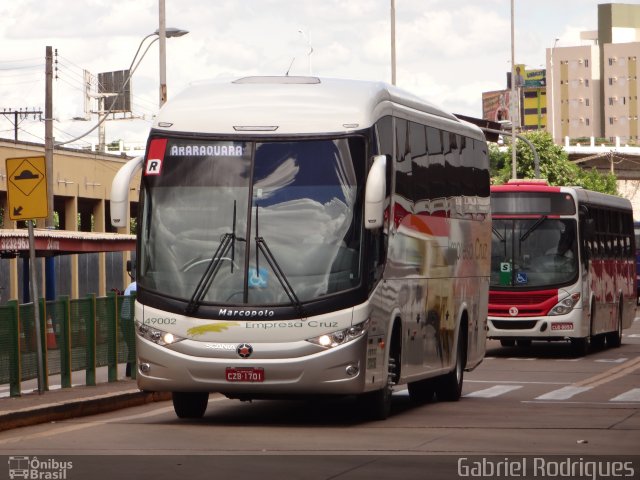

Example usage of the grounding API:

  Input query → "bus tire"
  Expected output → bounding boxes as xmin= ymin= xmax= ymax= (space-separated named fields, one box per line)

xmin=358 ymin=356 xmax=397 ymax=421
xmin=606 ymin=302 xmax=623 ymax=348
xmin=436 ymin=326 xmax=467 ymax=402
xmin=172 ymin=392 xmax=209 ymax=419
xmin=570 ymin=337 xmax=589 ymax=357
xmin=408 ymin=377 xmax=436 ymax=404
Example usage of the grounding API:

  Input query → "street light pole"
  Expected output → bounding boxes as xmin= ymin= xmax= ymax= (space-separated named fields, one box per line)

xmin=549 ymin=38 xmax=560 ymax=143
xmin=298 ymin=29 xmax=313 ymax=76
xmin=391 ymin=0 xmax=396 ymax=85
xmin=510 ymin=0 xmax=517 ymax=179
xmin=159 ymin=0 xmax=167 ymax=106
xmin=55 ymin=27 xmax=187 ymax=148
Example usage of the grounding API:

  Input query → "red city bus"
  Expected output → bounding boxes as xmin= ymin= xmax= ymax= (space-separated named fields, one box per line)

xmin=489 ymin=180 xmax=636 ymax=356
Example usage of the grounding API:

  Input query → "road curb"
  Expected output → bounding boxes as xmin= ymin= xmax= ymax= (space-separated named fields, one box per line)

xmin=0 ymin=390 xmax=172 ymax=432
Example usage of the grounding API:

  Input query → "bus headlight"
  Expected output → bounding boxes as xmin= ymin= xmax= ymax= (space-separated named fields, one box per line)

xmin=549 ymin=293 xmax=581 ymax=316
xmin=306 ymin=319 xmax=370 ymax=348
xmin=136 ymin=321 xmax=185 ymax=346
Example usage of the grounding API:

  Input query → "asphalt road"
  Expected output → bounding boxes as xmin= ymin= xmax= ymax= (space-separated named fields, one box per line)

xmin=0 ymin=317 xmax=638 ymax=480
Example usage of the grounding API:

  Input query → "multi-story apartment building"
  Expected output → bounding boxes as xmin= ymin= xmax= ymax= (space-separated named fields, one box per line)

xmin=603 ymin=43 xmax=639 ymax=143
xmin=546 ymin=3 xmax=640 ymax=144
xmin=547 ymin=44 xmax=601 ymax=142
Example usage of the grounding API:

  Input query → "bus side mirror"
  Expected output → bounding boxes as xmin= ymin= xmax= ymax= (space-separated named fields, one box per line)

xmin=111 ymin=156 xmax=144 ymax=228
xmin=364 ymin=155 xmax=387 ymax=230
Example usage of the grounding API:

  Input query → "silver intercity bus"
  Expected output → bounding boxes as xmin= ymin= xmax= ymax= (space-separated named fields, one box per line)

xmin=111 ymin=76 xmax=491 ymax=420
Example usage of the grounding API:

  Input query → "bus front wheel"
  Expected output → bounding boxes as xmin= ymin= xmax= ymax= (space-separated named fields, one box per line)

xmin=358 ymin=356 xmax=397 ymax=420
xmin=436 ymin=327 xmax=467 ymax=402
xmin=172 ymin=392 xmax=209 ymax=419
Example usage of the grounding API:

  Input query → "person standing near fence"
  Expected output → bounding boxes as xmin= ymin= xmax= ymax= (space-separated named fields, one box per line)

xmin=121 ymin=280 xmax=137 ymax=377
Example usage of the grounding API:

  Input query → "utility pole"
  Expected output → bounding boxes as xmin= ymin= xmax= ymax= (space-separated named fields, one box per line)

xmin=1 ymin=109 xmax=43 ymax=141
xmin=45 ymin=46 xmax=56 ymax=303
xmin=45 ymin=46 xmax=54 ymax=227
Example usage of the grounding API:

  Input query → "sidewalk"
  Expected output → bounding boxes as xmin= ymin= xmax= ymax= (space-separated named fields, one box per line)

xmin=0 ymin=369 xmax=171 ymax=432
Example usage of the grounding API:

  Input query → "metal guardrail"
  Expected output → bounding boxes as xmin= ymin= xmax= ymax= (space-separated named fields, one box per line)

xmin=0 ymin=292 xmax=136 ymax=397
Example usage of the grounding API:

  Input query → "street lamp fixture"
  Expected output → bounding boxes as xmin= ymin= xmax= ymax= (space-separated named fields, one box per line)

xmin=158 ymin=27 xmax=189 ymax=38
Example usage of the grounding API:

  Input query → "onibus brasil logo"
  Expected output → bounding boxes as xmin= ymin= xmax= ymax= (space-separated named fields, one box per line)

xmin=8 ymin=456 xmax=73 ymax=479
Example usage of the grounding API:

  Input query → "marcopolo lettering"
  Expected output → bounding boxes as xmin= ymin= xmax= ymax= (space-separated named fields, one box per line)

xmin=218 ymin=308 xmax=275 ymax=318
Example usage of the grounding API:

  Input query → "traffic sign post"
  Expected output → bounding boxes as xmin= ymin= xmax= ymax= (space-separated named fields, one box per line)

xmin=5 ymin=156 xmax=48 ymax=394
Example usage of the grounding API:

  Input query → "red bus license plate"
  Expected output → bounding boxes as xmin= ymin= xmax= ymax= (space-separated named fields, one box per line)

xmin=225 ymin=367 xmax=265 ymax=382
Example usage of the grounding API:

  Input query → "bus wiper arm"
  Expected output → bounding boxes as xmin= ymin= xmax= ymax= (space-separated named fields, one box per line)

xmin=186 ymin=201 xmax=243 ymax=315
xmin=185 ymin=232 xmax=235 ymax=315
xmin=254 ymin=205 xmax=306 ymax=319
xmin=492 ymin=227 xmax=505 ymax=242
xmin=520 ymin=215 xmax=547 ymax=243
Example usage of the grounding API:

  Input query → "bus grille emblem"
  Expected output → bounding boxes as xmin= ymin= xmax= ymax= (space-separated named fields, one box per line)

xmin=237 ymin=343 xmax=253 ymax=358
xmin=509 ymin=307 xmax=519 ymax=316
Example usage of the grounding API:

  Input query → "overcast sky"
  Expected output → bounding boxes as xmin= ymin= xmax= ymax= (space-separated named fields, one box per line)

xmin=0 ymin=0 xmax=608 ymax=149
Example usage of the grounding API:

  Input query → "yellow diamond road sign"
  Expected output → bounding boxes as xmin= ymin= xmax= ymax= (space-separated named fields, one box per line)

xmin=6 ymin=156 xmax=49 ymax=220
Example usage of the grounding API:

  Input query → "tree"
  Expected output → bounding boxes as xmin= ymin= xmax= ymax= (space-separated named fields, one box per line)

xmin=491 ymin=130 xmax=618 ymax=195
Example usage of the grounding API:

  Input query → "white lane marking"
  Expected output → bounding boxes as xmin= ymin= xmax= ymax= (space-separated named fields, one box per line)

xmin=535 ymin=386 xmax=592 ymax=400
xmin=467 ymin=380 xmax=570 ymax=385
xmin=464 ymin=385 xmax=522 ymax=398
xmin=595 ymin=358 xmax=628 ymax=363
xmin=610 ymin=388 xmax=640 ymax=402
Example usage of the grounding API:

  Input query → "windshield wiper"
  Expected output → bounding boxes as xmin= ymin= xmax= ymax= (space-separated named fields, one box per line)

xmin=520 ymin=215 xmax=547 ymax=243
xmin=254 ymin=205 xmax=306 ymax=319
xmin=186 ymin=201 xmax=243 ymax=315
xmin=492 ymin=227 xmax=505 ymax=242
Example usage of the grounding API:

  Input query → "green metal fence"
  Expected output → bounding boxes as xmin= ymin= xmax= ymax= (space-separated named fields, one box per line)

xmin=0 ymin=292 xmax=136 ymax=397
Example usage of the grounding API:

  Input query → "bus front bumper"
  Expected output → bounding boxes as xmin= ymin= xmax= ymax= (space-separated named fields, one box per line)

xmin=487 ymin=309 xmax=585 ymax=341
xmin=134 ymin=334 xmax=371 ymax=396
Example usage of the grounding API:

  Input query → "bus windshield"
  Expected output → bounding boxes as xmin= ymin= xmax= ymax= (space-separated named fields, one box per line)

xmin=139 ymin=137 xmax=364 ymax=308
xmin=490 ymin=217 xmax=578 ymax=288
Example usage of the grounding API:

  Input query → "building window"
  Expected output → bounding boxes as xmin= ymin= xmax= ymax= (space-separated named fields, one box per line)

xmin=609 ymin=117 xmax=616 ymax=125
xmin=585 ymin=79 xmax=589 ymax=87
xmin=585 ymin=98 xmax=590 ymax=106
xmin=586 ymin=118 xmax=590 ymax=126
xmin=585 ymin=59 xmax=589 ymax=67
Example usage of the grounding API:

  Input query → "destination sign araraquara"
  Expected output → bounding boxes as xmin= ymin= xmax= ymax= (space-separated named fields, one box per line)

xmin=167 ymin=143 xmax=245 ymax=157
xmin=143 ymin=137 xmax=252 ymax=185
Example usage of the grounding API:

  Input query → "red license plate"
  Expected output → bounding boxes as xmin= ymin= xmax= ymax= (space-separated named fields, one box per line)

xmin=225 ymin=367 xmax=265 ymax=382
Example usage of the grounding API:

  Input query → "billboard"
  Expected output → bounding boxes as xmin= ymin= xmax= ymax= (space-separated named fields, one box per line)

xmin=98 ymin=70 xmax=132 ymax=113
xmin=507 ymin=65 xmax=547 ymax=89
xmin=482 ymin=90 xmax=512 ymax=123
